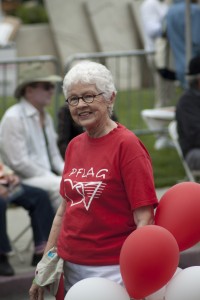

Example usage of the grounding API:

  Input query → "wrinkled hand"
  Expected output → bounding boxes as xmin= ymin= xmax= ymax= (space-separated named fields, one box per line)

xmin=6 ymin=174 xmax=20 ymax=187
xmin=29 ymin=283 xmax=44 ymax=300
xmin=0 ymin=174 xmax=20 ymax=188
xmin=0 ymin=174 xmax=21 ymax=199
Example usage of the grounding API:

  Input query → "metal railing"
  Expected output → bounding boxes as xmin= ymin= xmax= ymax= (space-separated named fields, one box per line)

xmin=0 ymin=48 xmax=177 ymax=134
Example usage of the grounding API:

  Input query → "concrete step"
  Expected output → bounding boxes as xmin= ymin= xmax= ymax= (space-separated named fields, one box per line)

xmin=0 ymin=269 xmax=34 ymax=299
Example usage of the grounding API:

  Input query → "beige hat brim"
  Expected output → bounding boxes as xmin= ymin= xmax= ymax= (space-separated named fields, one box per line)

xmin=14 ymin=75 xmax=62 ymax=99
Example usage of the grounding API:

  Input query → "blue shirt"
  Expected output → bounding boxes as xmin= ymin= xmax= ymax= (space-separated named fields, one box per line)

xmin=166 ymin=0 xmax=200 ymax=88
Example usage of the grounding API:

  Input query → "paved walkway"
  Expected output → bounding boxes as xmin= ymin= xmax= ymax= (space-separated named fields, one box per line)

xmin=0 ymin=206 xmax=54 ymax=300
xmin=0 ymin=188 xmax=169 ymax=299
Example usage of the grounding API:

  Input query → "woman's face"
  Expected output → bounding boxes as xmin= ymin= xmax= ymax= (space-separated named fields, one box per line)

xmin=67 ymin=82 xmax=112 ymax=131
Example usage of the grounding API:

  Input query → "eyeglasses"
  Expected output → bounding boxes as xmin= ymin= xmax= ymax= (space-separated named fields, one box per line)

xmin=66 ymin=92 xmax=104 ymax=106
xmin=30 ymin=82 xmax=55 ymax=91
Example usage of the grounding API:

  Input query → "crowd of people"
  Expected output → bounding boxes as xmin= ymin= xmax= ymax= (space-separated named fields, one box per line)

xmin=0 ymin=58 xmax=158 ymax=300
xmin=0 ymin=60 xmax=158 ymax=293
xmin=0 ymin=1 xmax=200 ymax=297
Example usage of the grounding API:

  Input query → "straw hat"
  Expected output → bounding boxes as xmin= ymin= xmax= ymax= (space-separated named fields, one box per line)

xmin=14 ymin=64 xmax=62 ymax=99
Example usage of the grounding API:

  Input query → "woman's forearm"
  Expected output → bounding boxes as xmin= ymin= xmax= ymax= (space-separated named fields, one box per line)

xmin=44 ymin=198 xmax=66 ymax=253
xmin=133 ymin=205 xmax=154 ymax=228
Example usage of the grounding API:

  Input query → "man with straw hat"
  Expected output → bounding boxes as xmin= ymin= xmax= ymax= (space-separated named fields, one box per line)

xmin=0 ymin=64 xmax=64 ymax=211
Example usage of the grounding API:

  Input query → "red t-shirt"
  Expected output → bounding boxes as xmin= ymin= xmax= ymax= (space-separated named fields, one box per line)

xmin=57 ymin=123 xmax=158 ymax=265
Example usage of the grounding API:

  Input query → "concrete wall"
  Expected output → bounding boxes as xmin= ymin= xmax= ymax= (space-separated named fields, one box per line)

xmin=0 ymin=24 xmax=60 ymax=97
xmin=8 ymin=1 xmax=152 ymax=89
xmin=44 ymin=0 xmax=149 ymax=88
xmin=15 ymin=24 xmax=60 ymax=74
xmin=15 ymin=24 xmax=58 ymax=58
xmin=45 ymin=0 xmax=142 ymax=65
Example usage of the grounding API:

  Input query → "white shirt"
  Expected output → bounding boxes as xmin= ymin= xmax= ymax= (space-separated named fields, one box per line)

xmin=140 ymin=0 xmax=169 ymax=51
xmin=0 ymin=99 xmax=64 ymax=179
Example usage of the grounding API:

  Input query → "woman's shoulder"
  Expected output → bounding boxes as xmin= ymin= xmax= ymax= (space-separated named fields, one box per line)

xmin=116 ymin=124 xmax=151 ymax=157
xmin=115 ymin=123 xmax=138 ymax=141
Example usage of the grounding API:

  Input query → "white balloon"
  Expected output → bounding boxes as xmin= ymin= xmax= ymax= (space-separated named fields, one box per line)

xmin=146 ymin=285 xmax=166 ymax=300
xmin=165 ymin=266 xmax=200 ymax=300
xmin=146 ymin=267 xmax=182 ymax=300
xmin=64 ymin=277 xmax=130 ymax=300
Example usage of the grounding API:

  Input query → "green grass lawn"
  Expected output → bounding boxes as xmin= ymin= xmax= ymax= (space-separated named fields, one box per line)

xmin=140 ymin=135 xmax=186 ymax=188
xmin=114 ymin=87 xmax=186 ymax=188
xmin=0 ymin=86 xmax=186 ymax=188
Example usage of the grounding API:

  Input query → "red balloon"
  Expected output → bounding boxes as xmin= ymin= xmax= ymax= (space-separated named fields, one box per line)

xmin=155 ymin=182 xmax=200 ymax=251
xmin=120 ymin=225 xmax=179 ymax=299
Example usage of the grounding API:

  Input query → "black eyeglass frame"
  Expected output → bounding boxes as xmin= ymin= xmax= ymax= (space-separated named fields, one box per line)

xmin=65 ymin=92 xmax=104 ymax=106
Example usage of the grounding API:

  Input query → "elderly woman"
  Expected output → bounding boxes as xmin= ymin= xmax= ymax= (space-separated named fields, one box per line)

xmin=29 ymin=61 xmax=158 ymax=299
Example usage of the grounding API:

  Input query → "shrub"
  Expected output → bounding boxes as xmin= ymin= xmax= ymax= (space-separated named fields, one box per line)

xmin=14 ymin=3 xmax=49 ymax=24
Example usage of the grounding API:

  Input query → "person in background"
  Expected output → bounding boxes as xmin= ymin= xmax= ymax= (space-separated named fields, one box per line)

xmin=0 ymin=160 xmax=55 ymax=273
xmin=29 ymin=60 xmax=158 ymax=299
xmin=166 ymin=0 xmax=200 ymax=88
xmin=0 ymin=65 xmax=64 ymax=211
xmin=176 ymin=56 xmax=200 ymax=170
xmin=141 ymin=0 xmax=168 ymax=54
xmin=140 ymin=0 xmax=176 ymax=150
xmin=140 ymin=0 xmax=175 ymax=108
xmin=57 ymin=105 xmax=84 ymax=159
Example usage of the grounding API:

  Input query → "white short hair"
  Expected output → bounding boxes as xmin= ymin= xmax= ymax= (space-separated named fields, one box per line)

xmin=63 ymin=60 xmax=117 ymax=100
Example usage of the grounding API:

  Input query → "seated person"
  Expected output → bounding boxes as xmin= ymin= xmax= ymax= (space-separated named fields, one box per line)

xmin=176 ymin=56 xmax=200 ymax=170
xmin=0 ymin=160 xmax=55 ymax=275
xmin=0 ymin=65 xmax=64 ymax=211
xmin=57 ymin=104 xmax=119 ymax=159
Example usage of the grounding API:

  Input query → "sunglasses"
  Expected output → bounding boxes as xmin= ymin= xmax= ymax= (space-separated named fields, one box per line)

xmin=30 ymin=82 xmax=55 ymax=91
